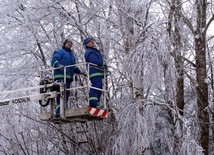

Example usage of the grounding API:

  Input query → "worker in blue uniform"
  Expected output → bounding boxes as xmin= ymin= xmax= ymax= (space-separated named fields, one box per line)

xmin=83 ymin=36 xmax=106 ymax=108
xmin=51 ymin=39 xmax=83 ymax=117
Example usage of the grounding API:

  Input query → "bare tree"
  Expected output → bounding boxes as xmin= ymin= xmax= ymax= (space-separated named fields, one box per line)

xmin=195 ymin=1 xmax=209 ymax=154
xmin=167 ymin=0 xmax=184 ymax=154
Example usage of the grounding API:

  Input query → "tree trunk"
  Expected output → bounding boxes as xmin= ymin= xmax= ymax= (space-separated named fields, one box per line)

xmin=195 ymin=0 xmax=209 ymax=154
xmin=167 ymin=0 xmax=184 ymax=154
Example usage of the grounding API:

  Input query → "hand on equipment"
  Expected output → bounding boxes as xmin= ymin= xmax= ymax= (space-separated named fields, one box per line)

xmin=58 ymin=65 xmax=64 ymax=69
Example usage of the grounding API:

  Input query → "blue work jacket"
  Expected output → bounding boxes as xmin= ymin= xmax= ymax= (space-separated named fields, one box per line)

xmin=84 ymin=47 xmax=105 ymax=78
xmin=51 ymin=47 xmax=80 ymax=81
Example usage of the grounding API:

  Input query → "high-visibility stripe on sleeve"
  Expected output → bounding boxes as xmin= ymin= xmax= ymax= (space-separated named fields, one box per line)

xmin=54 ymin=75 xmax=72 ymax=79
xmin=53 ymin=61 xmax=59 ymax=67
xmin=89 ymin=73 xmax=104 ymax=78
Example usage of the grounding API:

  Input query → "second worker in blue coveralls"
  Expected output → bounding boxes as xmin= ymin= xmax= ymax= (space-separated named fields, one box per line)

xmin=83 ymin=36 xmax=106 ymax=108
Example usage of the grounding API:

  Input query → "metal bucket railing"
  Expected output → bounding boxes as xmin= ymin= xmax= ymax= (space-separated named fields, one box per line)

xmin=39 ymin=62 xmax=107 ymax=117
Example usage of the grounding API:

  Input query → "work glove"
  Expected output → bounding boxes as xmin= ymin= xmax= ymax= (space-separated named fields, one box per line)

xmin=103 ymin=61 xmax=107 ymax=68
xmin=58 ymin=65 xmax=64 ymax=69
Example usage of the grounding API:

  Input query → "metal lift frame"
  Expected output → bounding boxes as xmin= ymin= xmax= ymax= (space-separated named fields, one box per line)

xmin=0 ymin=62 xmax=108 ymax=123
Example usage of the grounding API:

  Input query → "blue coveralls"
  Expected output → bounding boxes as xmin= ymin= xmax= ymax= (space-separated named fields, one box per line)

xmin=51 ymin=47 xmax=80 ymax=115
xmin=84 ymin=47 xmax=105 ymax=107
